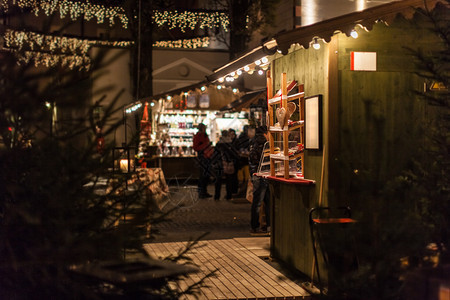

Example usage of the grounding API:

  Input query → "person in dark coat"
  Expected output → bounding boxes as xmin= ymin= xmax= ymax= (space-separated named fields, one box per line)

xmin=193 ymin=123 xmax=213 ymax=198
xmin=212 ymin=130 xmax=235 ymax=201
xmin=249 ymin=126 xmax=270 ymax=234
xmin=228 ymin=128 xmax=239 ymax=195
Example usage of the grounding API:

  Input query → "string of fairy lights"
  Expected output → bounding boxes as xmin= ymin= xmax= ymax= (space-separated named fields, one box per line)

xmin=152 ymin=10 xmax=229 ymax=32
xmin=153 ymin=37 xmax=210 ymax=49
xmin=3 ymin=29 xmax=134 ymax=69
xmin=3 ymin=29 xmax=211 ymax=68
xmin=1 ymin=1 xmax=230 ymax=68
xmin=0 ymin=1 xmax=230 ymax=31
xmin=0 ymin=0 xmax=129 ymax=28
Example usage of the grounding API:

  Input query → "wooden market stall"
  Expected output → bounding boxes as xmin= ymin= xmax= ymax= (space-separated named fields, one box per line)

xmin=232 ymin=0 xmax=446 ymax=290
xmin=141 ymin=81 xmax=245 ymax=180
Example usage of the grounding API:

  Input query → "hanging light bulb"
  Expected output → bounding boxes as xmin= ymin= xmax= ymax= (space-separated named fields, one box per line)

xmin=351 ymin=29 xmax=359 ymax=39
xmin=236 ymin=69 xmax=242 ymax=76
xmin=312 ymin=38 xmax=320 ymax=50
xmin=218 ymin=77 xmax=224 ymax=83
xmin=261 ymin=56 xmax=269 ymax=64
xmin=200 ymin=86 xmax=206 ymax=91
xmin=217 ymin=85 xmax=222 ymax=89
xmin=244 ymin=65 xmax=250 ymax=72
xmin=255 ymin=59 xmax=261 ymax=65
xmin=258 ymin=69 xmax=264 ymax=75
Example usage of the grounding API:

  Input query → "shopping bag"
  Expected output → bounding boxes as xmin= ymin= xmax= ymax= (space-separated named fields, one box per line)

xmin=246 ymin=179 xmax=253 ymax=203
xmin=223 ymin=160 xmax=235 ymax=174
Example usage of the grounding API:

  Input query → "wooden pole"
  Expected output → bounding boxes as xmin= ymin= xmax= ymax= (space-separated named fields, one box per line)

xmin=311 ymin=144 xmax=326 ymax=281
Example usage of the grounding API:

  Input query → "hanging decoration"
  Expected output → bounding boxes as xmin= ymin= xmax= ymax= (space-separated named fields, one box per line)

xmin=152 ymin=10 xmax=229 ymax=32
xmin=3 ymin=29 xmax=133 ymax=69
xmin=0 ymin=1 xmax=230 ymax=32
xmin=153 ymin=37 xmax=210 ymax=49
xmin=15 ymin=50 xmax=91 ymax=69
xmin=0 ymin=0 xmax=129 ymax=28
xmin=4 ymin=29 xmax=133 ymax=53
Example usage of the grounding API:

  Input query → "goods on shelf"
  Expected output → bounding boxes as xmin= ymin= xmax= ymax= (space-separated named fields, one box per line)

xmin=258 ymin=141 xmax=304 ymax=176
xmin=155 ymin=110 xmax=215 ymax=157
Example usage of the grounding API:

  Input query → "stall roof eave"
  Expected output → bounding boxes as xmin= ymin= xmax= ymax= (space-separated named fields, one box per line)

xmin=275 ymin=0 xmax=442 ymax=54
xmin=205 ymin=0 xmax=443 ymax=80
xmin=149 ymin=80 xmax=209 ymax=101
xmin=220 ymin=88 xmax=266 ymax=112
xmin=206 ymin=40 xmax=277 ymax=82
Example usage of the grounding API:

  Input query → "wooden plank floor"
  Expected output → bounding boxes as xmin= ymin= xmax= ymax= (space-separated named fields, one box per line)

xmin=143 ymin=238 xmax=310 ymax=300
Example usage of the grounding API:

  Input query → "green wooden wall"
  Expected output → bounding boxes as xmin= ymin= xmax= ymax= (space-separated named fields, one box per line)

xmin=335 ymin=15 xmax=437 ymax=212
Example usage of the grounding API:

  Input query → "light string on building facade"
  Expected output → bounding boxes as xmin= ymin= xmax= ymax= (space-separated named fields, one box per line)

xmin=3 ymin=29 xmax=211 ymax=69
xmin=4 ymin=29 xmax=133 ymax=53
xmin=1 ymin=1 xmax=230 ymax=32
xmin=152 ymin=37 xmax=209 ymax=49
xmin=0 ymin=0 xmax=129 ymax=28
xmin=3 ymin=29 xmax=133 ymax=69
xmin=151 ymin=10 xmax=229 ymax=32
xmin=16 ymin=50 xmax=91 ymax=70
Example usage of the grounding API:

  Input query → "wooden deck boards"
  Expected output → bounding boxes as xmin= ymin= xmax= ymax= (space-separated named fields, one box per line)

xmin=143 ymin=238 xmax=310 ymax=300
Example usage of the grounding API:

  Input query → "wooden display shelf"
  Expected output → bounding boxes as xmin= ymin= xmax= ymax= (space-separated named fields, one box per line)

xmin=266 ymin=71 xmax=305 ymax=179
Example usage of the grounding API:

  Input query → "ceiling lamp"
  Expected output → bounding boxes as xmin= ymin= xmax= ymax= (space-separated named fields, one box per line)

xmin=261 ymin=56 xmax=269 ymax=64
xmin=257 ymin=69 xmax=264 ymax=75
xmin=244 ymin=65 xmax=250 ymax=72
xmin=218 ymin=77 xmax=224 ymax=83
xmin=351 ymin=30 xmax=359 ymax=39
xmin=255 ymin=59 xmax=261 ymax=65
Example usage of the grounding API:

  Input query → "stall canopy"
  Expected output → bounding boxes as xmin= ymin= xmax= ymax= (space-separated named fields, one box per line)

xmin=205 ymin=0 xmax=443 ymax=81
xmin=219 ymin=88 xmax=266 ymax=112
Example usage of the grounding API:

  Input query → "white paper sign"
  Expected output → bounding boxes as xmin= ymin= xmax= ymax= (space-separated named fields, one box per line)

xmin=305 ymin=95 xmax=321 ymax=150
xmin=351 ymin=51 xmax=377 ymax=71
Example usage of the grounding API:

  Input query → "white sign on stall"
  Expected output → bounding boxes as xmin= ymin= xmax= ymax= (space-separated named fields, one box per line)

xmin=350 ymin=51 xmax=377 ymax=71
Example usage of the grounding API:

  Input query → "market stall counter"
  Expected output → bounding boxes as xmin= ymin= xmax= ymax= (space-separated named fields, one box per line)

xmin=265 ymin=175 xmax=318 ymax=282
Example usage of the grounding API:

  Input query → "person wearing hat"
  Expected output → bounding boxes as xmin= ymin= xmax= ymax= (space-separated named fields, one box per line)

xmin=193 ymin=123 xmax=213 ymax=198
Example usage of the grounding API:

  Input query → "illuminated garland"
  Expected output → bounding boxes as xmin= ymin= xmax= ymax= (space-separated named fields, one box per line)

xmin=153 ymin=37 xmax=210 ymax=49
xmin=0 ymin=0 xmax=129 ymax=28
xmin=16 ymin=50 xmax=91 ymax=70
xmin=153 ymin=10 xmax=229 ymax=32
xmin=4 ymin=29 xmax=133 ymax=52
xmin=3 ymin=29 xmax=134 ymax=69
xmin=0 ymin=2 xmax=230 ymax=32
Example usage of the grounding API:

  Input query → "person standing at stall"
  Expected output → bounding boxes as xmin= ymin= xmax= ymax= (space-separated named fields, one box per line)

xmin=212 ymin=130 xmax=234 ymax=201
xmin=193 ymin=123 xmax=213 ymax=198
xmin=249 ymin=125 xmax=270 ymax=235
xmin=235 ymin=125 xmax=251 ymax=197
xmin=228 ymin=128 xmax=239 ymax=195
